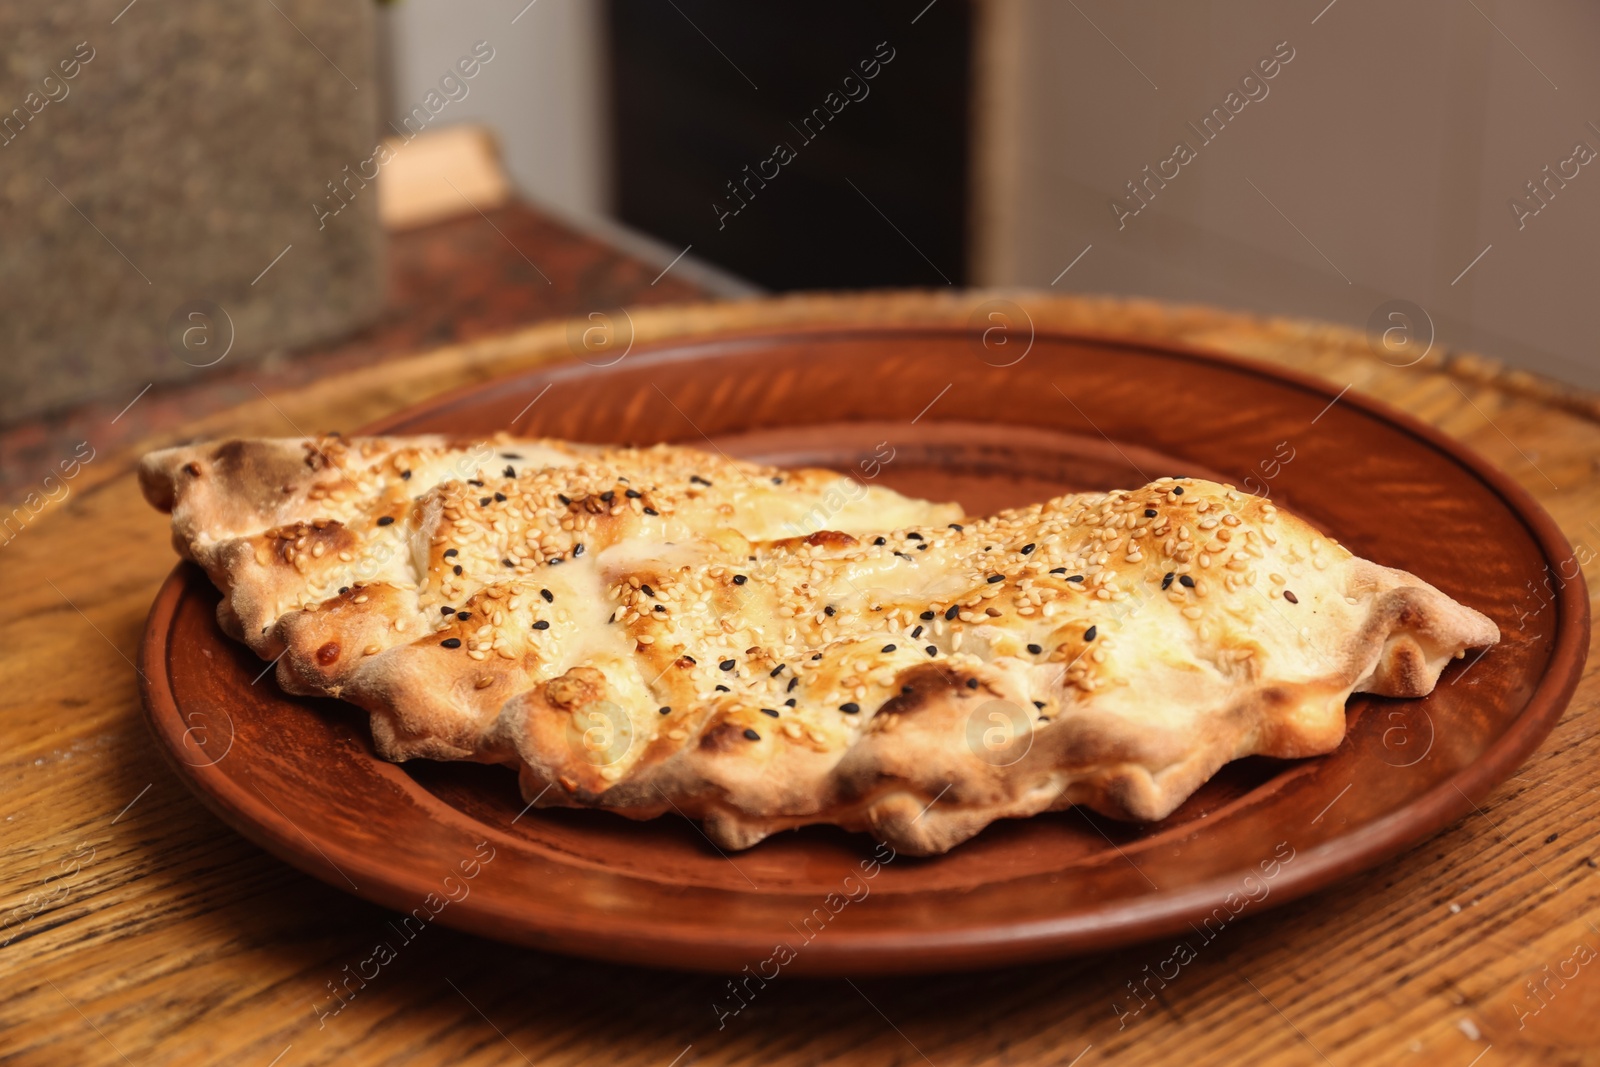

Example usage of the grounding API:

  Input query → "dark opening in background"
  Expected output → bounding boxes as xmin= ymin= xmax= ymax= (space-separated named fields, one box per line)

xmin=606 ymin=0 xmax=972 ymax=290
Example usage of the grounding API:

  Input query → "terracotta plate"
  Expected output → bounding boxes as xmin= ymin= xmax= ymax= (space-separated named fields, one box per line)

xmin=139 ymin=324 xmax=1588 ymax=975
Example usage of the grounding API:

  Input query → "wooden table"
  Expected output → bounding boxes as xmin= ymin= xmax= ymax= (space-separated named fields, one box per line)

xmin=4 ymin=292 xmax=1597 ymax=1067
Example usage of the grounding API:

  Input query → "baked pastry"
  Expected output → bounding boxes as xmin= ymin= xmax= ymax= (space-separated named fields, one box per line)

xmin=140 ymin=434 xmax=1499 ymax=854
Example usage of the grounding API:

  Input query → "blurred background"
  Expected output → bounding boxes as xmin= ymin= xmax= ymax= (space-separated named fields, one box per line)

xmin=2 ymin=0 xmax=1597 ymax=489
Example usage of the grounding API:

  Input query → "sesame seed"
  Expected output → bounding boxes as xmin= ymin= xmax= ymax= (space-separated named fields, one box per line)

xmin=644 ymin=507 xmax=659 ymax=516
xmin=881 ymin=644 xmax=897 ymax=653
xmin=456 ymin=611 xmax=471 ymax=621
xmin=1027 ymin=643 xmax=1042 ymax=654
xmin=1179 ymin=575 xmax=1195 ymax=588
xmin=840 ymin=702 xmax=860 ymax=714
xmin=987 ymin=574 xmax=1004 ymax=584
xmin=572 ymin=544 xmax=585 ymax=557
xmin=503 ymin=466 xmax=516 ymax=478
xmin=966 ymin=678 xmax=979 ymax=690
xmin=468 ymin=479 xmax=484 ymax=487
xmin=770 ymin=664 xmax=786 ymax=677
xmin=949 ymin=523 xmax=964 ymax=531
xmin=906 ymin=532 xmax=923 ymax=541
xmin=733 ymin=575 xmax=747 ymax=585
xmin=770 ymin=477 xmax=782 ymax=485
xmin=339 ymin=586 xmax=350 ymax=595
xmin=945 ymin=605 xmax=960 ymax=620
xmin=760 ymin=708 xmax=780 ymax=718
xmin=494 ymin=492 xmax=507 ymax=502
xmin=690 ymin=475 xmax=711 ymax=486
xmin=1020 ymin=543 xmax=1036 ymax=554
xmin=440 ymin=606 xmax=454 ymax=615
xmin=1162 ymin=572 xmax=1175 ymax=589
xmin=541 ymin=588 xmax=554 ymax=602
xmin=788 ymin=677 xmax=799 ymax=691
xmin=719 ymin=659 xmax=736 ymax=671
xmin=1084 ymin=626 xmax=1097 ymax=640
xmin=873 ymin=537 xmax=886 ymax=546
xmin=1144 ymin=509 xmax=1158 ymax=518
xmin=1284 ymin=590 xmax=1299 ymax=603
xmin=659 ymin=706 xmax=672 ymax=715
xmin=557 ymin=494 xmax=571 ymax=505
xmin=784 ymin=698 xmax=796 ymax=707
xmin=1033 ymin=700 xmax=1046 ymax=710
xmin=444 ymin=549 xmax=458 ymax=557
xmin=626 ymin=488 xmax=642 ymax=498
xmin=1067 ymin=575 xmax=1084 ymax=583
xmin=1050 ymin=567 xmax=1067 ymax=574
xmin=919 ymin=610 xmax=935 ymax=620
xmin=440 ymin=638 xmax=462 ymax=649
xmin=479 ymin=497 xmax=491 ymax=507
xmin=453 ymin=564 xmax=463 ymax=576
xmin=502 ymin=559 xmax=514 ymax=567
xmin=743 ymin=728 xmax=762 ymax=741
xmin=715 ymin=684 xmax=730 ymax=692
xmin=533 ymin=620 xmax=550 ymax=630
xmin=400 ymin=469 xmax=412 ymax=480
xmin=824 ymin=606 xmax=836 ymax=616
xmin=911 ymin=625 xmax=924 ymax=639
xmin=811 ymin=652 xmax=823 ymax=660
xmin=1173 ymin=487 xmax=1184 ymax=495
xmin=600 ymin=490 xmax=615 ymax=502
xmin=925 ymin=645 xmax=937 ymax=656
xmin=377 ymin=516 xmax=394 ymax=526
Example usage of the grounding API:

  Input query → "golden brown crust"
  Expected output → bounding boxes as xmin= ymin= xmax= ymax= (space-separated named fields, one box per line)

xmin=142 ymin=436 xmax=1499 ymax=855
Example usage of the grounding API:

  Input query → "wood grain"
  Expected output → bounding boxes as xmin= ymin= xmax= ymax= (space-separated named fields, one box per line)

xmin=3 ymin=292 xmax=1598 ymax=1066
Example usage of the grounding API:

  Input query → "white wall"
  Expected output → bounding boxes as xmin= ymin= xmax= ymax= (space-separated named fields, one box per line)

xmin=381 ymin=0 xmax=610 ymax=223
xmin=974 ymin=0 xmax=1600 ymax=389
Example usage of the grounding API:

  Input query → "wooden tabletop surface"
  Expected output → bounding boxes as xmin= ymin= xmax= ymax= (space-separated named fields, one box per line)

xmin=3 ymin=290 xmax=1597 ymax=1067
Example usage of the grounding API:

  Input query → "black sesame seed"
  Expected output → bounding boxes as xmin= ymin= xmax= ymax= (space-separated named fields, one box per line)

xmin=541 ymin=588 xmax=554 ymax=602
xmin=715 ymin=684 xmax=730 ymax=692
xmin=548 ymin=558 xmax=563 ymax=566
xmin=920 ymin=610 xmax=935 ymax=620
xmin=400 ymin=469 xmax=412 ymax=480
xmin=1033 ymin=700 xmax=1046 ymax=709
xmin=572 ymin=544 xmax=585 ymax=557
xmin=873 ymin=537 xmax=886 ymax=546
xmin=894 ymin=551 xmax=912 ymax=560
xmin=654 ymin=604 xmax=666 ymax=612
xmin=468 ymin=479 xmax=484 ymax=487
xmin=811 ymin=652 xmax=823 ymax=660
xmin=1179 ymin=575 xmax=1195 ymax=588
xmin=640 ymin=584 xmax=654 ymax=597
xmin=600 ymin=490 xmax=615 ymax=502
xmin=840 ymin=702 xmax=860 ymax=714
xmin=659 ymin=706 xmax=672 ymax=715
xmin=626 ymin=488 xmax=642 ymax=498
xmin=503 ymin=453 xmax=522 ymax=460
xmin=906 ymin=532 xmax=923 ymax=541
xmin=770 ymin=664 xmax=786 ymax=677
xmin=1084 ymin=626 xmax=1098 ymax=641
xmin=788 ymin=677 xmax=800 ymax=691
xmin=916 ymin=543 xmax=929 ymax=551
xmin=719 ymin=659 xmax=736 ymax=671
xmin=945 ymin=605 xmax=960 ymax=621
xmin=557 ymin=493 xmax=571 ymax=505
xmin=949 ymin=523 xmax=964 ymax=531
xmin=1284 ymin=590 xmax=1299 ymax=604
xmin=440 ymin=638 xmax=461 ymax=649
xmin=1144 ymin=509 xmax=1158 ymax=518
xmin=444 ymin=548 xmax=458 ymax=558
xmin=824 ymin=606 xmax=836 ymax=616
xmin=902 ymin=685 xmax=914 ymax=695
xmin=771 ymin=476 xmax=782 ymax=485
xmin=690 ymin=475 xmax=711 ymax=486
xmin=733 ymin=575 xmax=747 ymax=585
xmin=911 ymin=625 xmax=924 ymax=639
xmin=440 ymin=606 xmax=454 ymax=615
xmin=966 ymin=678 xmax=980 ymax=690
xmin=494 ymin=492 xmax=507 ymax=502
xmin=987 ymin=574 xmax=1004 ymax=584
xmin=1067 ymin=575 xmax=1085 ymax=583
xmin=504 ymin=466 xmax=516 ymax=478
xmin=377 ymin=516 xmax=394 ymax=526
xmin=1050 ymin=567 xmax=1066 ymax=574
xmin=881 ymin=644 xmax=897 ymax=653
xmin=479 ymin=497 xmax=491 ymax=507
xmin=926 ymin=645 xmax=937 ymax=657
xmin=532 ymin=620 xmax=549 ymax=630
xmin=784 ymin=698 xmax=796 ymax=707
xmin=1161 ymin=572 xmax=1175 ymax=590
xmin=502 ymin=559 xmax=514 ymax=567
xmin=643 ymin=507 xmax=659 ymax=516
xmin=682 ymin=656 xmax=696 ymax=665
xmin=457 ymin=611 xmax=471 ymax=621
xmin=760 ymin=708 xmax=780 ymax=718
xmin=1027 ymin=643 xmax=1043 ymax=654
xmin=453 ymin=564 xmax=463 ymax=576
xmin=744 ymin=728 xmax=762 ymax=741
xmin=1020 ymin=543 xmax=1036 ymax=554
xmin=1173 ymin=486 xmax=1184 ymax=495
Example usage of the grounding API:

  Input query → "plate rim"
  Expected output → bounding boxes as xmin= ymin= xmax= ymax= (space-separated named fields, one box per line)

xmin=138 ymin=321 xmax=1591 ymax=974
